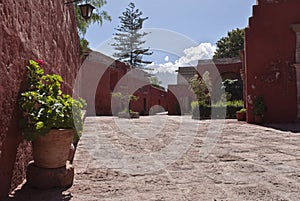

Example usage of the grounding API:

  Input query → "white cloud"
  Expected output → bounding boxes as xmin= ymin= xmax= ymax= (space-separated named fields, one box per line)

xmin=176 ymin=42 xmax=216 ymax=66
xmin=147 ymin=43 xmax=216 ymax=74
xmin=145 ymin=42 xmax=216 ymax=88
xmin=164 ymin=56 xmax=169 ymax=62
xmin=147 ymin=62 xmax=178 ymax=74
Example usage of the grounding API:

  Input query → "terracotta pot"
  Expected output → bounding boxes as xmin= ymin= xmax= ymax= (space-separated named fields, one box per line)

xmin=33 ymin=129 xmax=74 ymax=168
xmin=236 ymin=112 xmax=246 ymax=121
xmin=118 ymin=112 xmax=140 ymax=119
xmin=254 ymin=115 xmax=263 ymax=124
xmin=129 ymin=112 xmax=139 ymax=118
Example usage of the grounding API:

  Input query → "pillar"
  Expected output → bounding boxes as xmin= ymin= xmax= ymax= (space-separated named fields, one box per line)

xmin=291 ymin=24 xmax=300 ymax=118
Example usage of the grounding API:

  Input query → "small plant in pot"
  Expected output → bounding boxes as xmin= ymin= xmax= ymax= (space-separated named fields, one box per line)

xmin=253 ymin=96 xmax=266 ymax=124
xmin=19 ymin=60 xmax=84 ymax=168
xmin=236 ymin=108 xmax=246 ymax=121
xmin=112 ymin=92 xmax=139 ymax=118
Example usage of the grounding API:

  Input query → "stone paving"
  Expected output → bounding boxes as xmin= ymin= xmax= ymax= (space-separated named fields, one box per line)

xmin=6 ymin=115 xmax=300 ymax=201
xmin=68 ymin=115 xmax=300 ymax=201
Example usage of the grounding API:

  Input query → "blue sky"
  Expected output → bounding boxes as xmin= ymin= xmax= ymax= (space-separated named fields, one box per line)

xmin=84 ymin=0 xmax=256 ymax=88
xmin=86 ymin=0 xmax=256 ymax=49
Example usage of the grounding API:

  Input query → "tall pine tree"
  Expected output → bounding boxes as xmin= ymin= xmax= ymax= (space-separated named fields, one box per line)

xmin=111 ymin=2 xmax=152 ymax=67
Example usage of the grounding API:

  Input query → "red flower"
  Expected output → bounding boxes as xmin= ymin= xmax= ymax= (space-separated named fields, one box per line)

xmin=35 ymin=59 xmax=45 ymax=65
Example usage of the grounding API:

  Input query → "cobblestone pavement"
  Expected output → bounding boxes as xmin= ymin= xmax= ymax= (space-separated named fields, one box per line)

xmin=6 ymin=115 xmax=300 ymax=201
xmin=67 ymin=116 xmax=300 ymax=201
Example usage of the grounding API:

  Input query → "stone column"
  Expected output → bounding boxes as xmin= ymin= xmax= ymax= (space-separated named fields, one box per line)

xmin=291 ymin=24 xmax=300 ymax=118
xmin=294 ymin=64 xmax=300 ymax=118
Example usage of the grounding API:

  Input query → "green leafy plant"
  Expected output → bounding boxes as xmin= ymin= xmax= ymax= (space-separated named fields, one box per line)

xmin=19 ymin=60 xmax=85 ymax=141
xmin=78 ymin=97 xmax=88 ymax=110
xmin=253 ymin=96 xmax=266 ymax=116
xmin=189 ymin=71 xmax=212 ymax=105
xmin=221 ymin=79 xmax=243 ymax=101
xmin=238 ymin=108 xmax=246 ymax=113
xmin=111 ymin=92 xmax=138 ymax=113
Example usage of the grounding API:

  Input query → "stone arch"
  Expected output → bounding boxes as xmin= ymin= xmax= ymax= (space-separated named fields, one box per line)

xmin=220 ymin=72 xmax=241 ymax=81
xmin=211 ymin=72 xmax=243 ymax=102
xmin=221 ymin=72 xmax=243 ymax=101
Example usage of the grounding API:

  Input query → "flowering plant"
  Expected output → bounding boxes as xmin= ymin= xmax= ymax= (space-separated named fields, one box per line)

xmin=35 ymin=59 xmax=45 ymax=65
xmin=19 ymin=60 xmax=84 ymax=141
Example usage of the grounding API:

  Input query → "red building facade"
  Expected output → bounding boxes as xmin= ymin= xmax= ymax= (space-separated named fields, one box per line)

xmin=132 ymin=85 xmax=168 ymax=115
xmin=244 ymin=0 xmax=300 ymax=122
xmin=95 ymin=60 xmax=129 ymax=115
xmin=168 ymin=84 xmax=195 ymax=115
xmin=81 ymin=52 xmax=168 ymax=116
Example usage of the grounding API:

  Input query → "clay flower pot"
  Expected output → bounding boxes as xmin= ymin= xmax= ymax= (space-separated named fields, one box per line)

xmin=254 ymin=115 xmax=263 ymax=124
xmin=118 ymin=111 xmax=140 ymax=119
xmin=33 ymin=129 xmax=74 ymax=168
xmin=236 ymin=111 xmax=246 ymax=121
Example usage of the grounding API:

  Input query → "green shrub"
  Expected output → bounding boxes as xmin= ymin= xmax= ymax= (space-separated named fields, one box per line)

xmin=253 ymin=96 xmax=266 ymax=116
xmin=191 ymin=100 xmax=243 ymax=119
xmin=213 ymin=100 xmax=243 ymax=107
xmin=78 ymin=97 xmax=88 ymax=110
xmin=227 ymin=100 xmax=244 ymax=107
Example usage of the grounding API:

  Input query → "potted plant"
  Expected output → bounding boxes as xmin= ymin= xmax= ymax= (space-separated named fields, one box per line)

xmin=112 ymin=92 xmax=139 ymax=118
xmin=236 ymin=108 xmax=246 ymax=121
xmin=253 ymin=96 xmax=266 ymax=124
xmin=19 ymin=60 xmax=84 ymax=168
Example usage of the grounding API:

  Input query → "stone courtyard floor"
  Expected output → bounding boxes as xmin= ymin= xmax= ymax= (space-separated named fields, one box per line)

xmin=7 ymin=115 xmax=300 ymax=201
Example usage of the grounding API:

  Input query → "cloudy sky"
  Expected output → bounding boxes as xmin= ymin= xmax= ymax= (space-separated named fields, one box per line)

xmin=85 ymin=0 xmax=256 ymax=88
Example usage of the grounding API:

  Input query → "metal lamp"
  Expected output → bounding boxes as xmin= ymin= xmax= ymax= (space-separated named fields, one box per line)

xmin=65 ymin=0 xmax=95 ymax=20
xmin=79 ymin=2 xmax=95 ymax=19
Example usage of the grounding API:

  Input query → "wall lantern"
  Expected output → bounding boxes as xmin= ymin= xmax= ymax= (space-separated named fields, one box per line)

xmin=79 ymin=1 xmax=95 ymax=19
xmin=65 ymin=0 xmax=95 ymax=20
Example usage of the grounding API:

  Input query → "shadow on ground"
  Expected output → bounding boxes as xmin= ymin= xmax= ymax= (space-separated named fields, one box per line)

xmin=6 ymin=182 xmax=72 ymax=201
xmin=262 ymin=123 xmax=300 ymax=133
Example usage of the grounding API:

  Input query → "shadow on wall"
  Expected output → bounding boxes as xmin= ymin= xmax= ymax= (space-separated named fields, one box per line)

xmin=0 ymin=93 xmax=32 ymax=200
xmin=0 ymin=0 xmax=80 ymax=198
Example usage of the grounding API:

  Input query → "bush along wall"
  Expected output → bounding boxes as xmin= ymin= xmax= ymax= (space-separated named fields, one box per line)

xmin=192 ymin=100 xmax=243 ymax=120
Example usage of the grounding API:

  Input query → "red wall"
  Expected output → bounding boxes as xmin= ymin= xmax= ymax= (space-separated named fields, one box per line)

xmin=95 ymin=66 xmax=128 ymax=115
xmin=91 ymin=58 xmax=167 ymax=116
xmin=79 ymin=52 xmax=129 ymax=116
xmin=245 ymin=0 xmax=300 ymax=122
xmin=0 ymin=1 xmax=80 ymax=199
xmin=167 ymin=85 xmax=196 ymax=115
xmin=197 ymin=62 xmax=242 ymax=80
xmin=131 ymin=85 xmax=168 ymax=115
xmin=197 ymin=62 xmax=242 ymax=96
xmin=93 ymin=58 xmax=128 ymax=116
xmin=95 ymin=67 xmax=112 ymax=115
